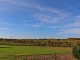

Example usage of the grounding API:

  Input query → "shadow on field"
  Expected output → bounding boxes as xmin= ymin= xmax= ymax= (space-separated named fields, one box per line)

xmin=0 ymin=47 xmax=12 ymax=48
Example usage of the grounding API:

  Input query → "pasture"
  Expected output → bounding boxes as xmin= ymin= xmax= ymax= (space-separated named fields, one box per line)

xmin=0 ymin=45 xmax=72 ymax=57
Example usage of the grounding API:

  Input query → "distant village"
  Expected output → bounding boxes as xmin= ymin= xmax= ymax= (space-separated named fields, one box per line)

xmin=0 ymin=38 xmax=80 ymax=47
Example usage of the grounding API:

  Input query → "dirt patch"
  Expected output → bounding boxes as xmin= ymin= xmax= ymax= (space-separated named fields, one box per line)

xmin=14 ymin=52 xmax=76 ymax=60
xmin=50 ymin=47 xmax=72 ymax=50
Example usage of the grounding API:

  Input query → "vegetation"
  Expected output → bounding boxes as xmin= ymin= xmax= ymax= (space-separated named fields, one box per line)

xmin=0 ymin=38 xmax=75 ymax=60
xmin=0 ymin=45 xmax=72 ymax=60
xmin=0 ymin=45 xmax=71 ymax=56
xmin=0 ymin=38 xmax=73 ymax=47
xmin=72 ymin=43 xmax=80 ymax=60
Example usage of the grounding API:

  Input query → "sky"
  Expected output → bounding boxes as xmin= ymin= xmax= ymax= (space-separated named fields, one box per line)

xmin=0 ymin=0 xmax=80 ymax=39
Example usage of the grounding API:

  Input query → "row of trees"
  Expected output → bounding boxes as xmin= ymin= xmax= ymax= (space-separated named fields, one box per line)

xmin=0 ymin=38 xmax=73 ymax=47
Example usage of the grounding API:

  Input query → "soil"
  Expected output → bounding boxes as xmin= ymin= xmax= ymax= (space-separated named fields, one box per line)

xmin=14 ymin=52 xmax=77 ymax=60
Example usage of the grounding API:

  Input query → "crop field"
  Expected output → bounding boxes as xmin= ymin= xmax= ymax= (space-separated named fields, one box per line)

xmin=0 ymin=45 xmax=72 ymax=57
xmin=0 ymin=45 xmax=73 ymax=60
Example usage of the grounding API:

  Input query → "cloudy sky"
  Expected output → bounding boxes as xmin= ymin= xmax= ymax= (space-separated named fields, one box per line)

xmin=0 ymin=0 xmax=80 ymax=39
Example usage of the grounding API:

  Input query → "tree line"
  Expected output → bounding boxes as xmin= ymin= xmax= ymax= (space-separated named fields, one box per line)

xmin=0 ymin=38 xmax=74 ymax=47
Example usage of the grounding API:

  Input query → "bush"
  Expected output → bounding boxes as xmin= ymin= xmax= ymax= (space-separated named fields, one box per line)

xmin=72 ymin=43 xmax=80 ymax=60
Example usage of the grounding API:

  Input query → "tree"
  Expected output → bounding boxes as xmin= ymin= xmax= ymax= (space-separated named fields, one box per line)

xmin=46 ymin=40 xmax=53 ymax=46
xmin=72 ymin=43 xmax=80 ymax=60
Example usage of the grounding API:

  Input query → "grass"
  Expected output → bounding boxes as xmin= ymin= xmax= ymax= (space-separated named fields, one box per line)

xmin=0 ymin=45 xmax=72 ymax=57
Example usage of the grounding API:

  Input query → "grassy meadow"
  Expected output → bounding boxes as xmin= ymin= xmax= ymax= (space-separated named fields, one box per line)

xmin=0 ymin=45 xmax=72 ymax=57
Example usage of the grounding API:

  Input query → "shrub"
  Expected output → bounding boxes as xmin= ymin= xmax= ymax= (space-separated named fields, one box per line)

xmin=72 ymin=43 xmax=80 ymax=60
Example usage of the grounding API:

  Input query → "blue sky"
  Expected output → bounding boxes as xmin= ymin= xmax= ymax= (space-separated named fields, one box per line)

xmin=0 ymin=0 xmax=80 ymax=39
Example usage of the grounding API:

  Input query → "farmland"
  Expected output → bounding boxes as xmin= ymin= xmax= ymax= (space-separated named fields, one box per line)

xmin=0 ymin=45 xmax=72 ymax=57
xmin=0 ymin=38 xmax=75 ymax=60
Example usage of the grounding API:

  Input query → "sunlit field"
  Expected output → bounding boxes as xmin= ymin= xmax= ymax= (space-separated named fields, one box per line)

xmin=0 ymin=45 xmax=72 ymax=57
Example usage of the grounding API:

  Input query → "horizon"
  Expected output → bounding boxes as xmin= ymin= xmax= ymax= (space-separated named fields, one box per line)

xmin=0 ymin=37 xmax=79 ymax=39
xmin=0 ymin=0 xmax=80 ymax=39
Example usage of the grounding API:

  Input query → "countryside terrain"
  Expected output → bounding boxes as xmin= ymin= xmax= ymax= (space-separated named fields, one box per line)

xmin=0 ymin=38 xmax=78 ymax=60
xmin=0 ymin=45 xmax=76 ymax=60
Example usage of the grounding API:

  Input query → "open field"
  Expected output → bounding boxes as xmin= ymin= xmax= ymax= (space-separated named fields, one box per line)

xmin=0 ymin=45 xmax=72 ymax=57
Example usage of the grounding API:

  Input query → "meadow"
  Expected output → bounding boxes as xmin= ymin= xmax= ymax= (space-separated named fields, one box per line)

xmin=0 ymin=45 xmax=72 ymax=57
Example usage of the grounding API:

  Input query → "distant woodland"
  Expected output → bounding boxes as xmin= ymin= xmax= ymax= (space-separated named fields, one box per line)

xmin=0 ymin=38 xmax=80 ymax=47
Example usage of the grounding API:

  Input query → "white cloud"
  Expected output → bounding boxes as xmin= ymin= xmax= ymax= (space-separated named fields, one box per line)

xmin=34 ymin=13 xmax=66 ymax=24
xmin=0 ymin=0 xmax=68 ymax=16
xmin=76 ymin=15 xmax=80 ymax=18
xmin=56 ymin=20 xmax=80 ymax=35
xmin=26 ymin=23 xmax=43 ymax=28
xmin=0 ymin=10 xmax=28 ymax=18
xmin=0 ymin=27 xmax=8 ymax=30
xmin=0 ymin=22 xmax=12 ymax=25
xmin=42 ymin=7 xmax=66 ymax=16
xmin=58 ymin=28 xmax=80 ymax=35
xmin=0 ymin=0 xmax=70 ymax=29
xmin=0 ymin=0 xmax=30 ymax=13
xmin=49 ymin=26 xmax=58 ymax=29
xmin=2 ymin=0 xmax=31 ymax=7
xmin=35 ymin=14 xmax=57 ymax=23
xmin=60 ymin=20 xmax=80 ymax=29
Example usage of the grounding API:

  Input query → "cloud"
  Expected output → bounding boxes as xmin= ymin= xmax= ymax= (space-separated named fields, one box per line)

xmin=60 ymin=20 xmax=80 ymax=29
xmin=0 ymin=27 xmax=8 ymax=30
xmin=75 ymin=15 xmax=80 ymax=20
xmin=57 ymin=20 xmax=80 ymax=35
xmin=49 ymin=26 xmax=58 ymax=29
xmin=34 ymin=14 xmax=57 ymax=23
xmin=30 ymin=1 xmax=43 ymax=13
xmin=0 ymin=0 xmax=36 ymax=9
xmin=0 ymin=0 xmax=70 ymax=29
xmin=2 ymin=0 xmax=31 ymax=7
xmin=26 ymin=12 xmax=67 ymax=28
xmin=34 ymin=13 xmax=66 ymax=24
xmin=25 ymin=23 xmax=43 ymax=28
xmin=0 ymin=0 xmax=71 ymax=19
xmin=0 ymin=10 xmax=28 ymax=19
xmin=25 ymin=8 xmax=68 ymax=28
xmin=42 ymin=7 xmax=67 ymax=16
xmin=0 ymin=22 xmax=12 ymax=25
xmin=0 ymin=7 xmax=10 ymax=11
xmin=76 ymin=16 xmax=80 ymax=18
xmin=58 ymin=28 xmax=80 ymax=35
xmin=0 ymin=0 xmax=68 ymax=15
xmin=0 ymin=0 xmax=30 ymax=14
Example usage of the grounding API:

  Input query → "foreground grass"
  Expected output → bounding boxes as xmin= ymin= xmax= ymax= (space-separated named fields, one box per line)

xmin=0 ymin=45 xmax=72 ymax=57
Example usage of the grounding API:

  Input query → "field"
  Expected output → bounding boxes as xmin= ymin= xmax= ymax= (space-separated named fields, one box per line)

xmin=0 ymin=45 xmax=72 ymax=60
xmin=0 ymin=45 xmax=72 ymax=57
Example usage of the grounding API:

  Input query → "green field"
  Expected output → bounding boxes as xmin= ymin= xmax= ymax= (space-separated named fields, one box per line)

xmin=0 ymin=45 xmax=72 ymax=57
